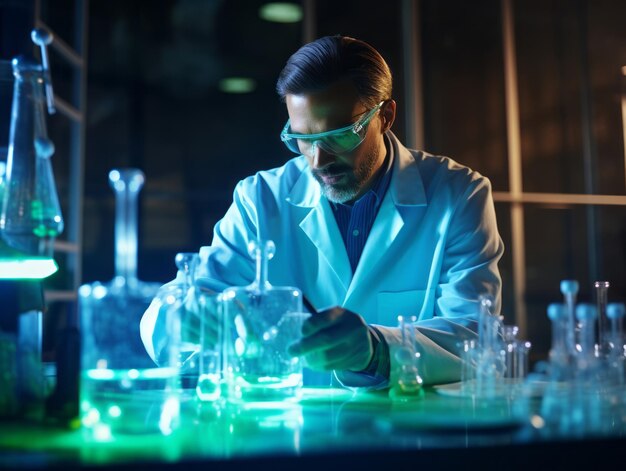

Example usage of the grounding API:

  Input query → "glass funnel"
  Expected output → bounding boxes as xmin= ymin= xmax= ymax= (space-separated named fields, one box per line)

xmin=222 ymin=239 xmax=306 ymax=403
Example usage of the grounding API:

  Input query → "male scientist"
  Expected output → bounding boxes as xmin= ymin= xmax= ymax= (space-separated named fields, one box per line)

xmin=140 ymin=35 xmax=504 ymax=389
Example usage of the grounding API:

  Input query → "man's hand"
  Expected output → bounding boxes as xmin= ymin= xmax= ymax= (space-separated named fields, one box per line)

xmin=287 ymin=306 xmax=374 ymax=372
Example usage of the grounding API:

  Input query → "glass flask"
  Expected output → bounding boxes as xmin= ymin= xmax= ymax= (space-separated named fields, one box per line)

xmin=222 ymin=239 xmax=306 ymax=403
xmin=175 ymin=252 xmax=200 ymax=364
xmin=193 ymin=247 xmax=223 ymax=402
xmin=389 ymin=315 xmax=424 ymax=401
xmin=474 ymin=295 xmax=506 ymax=398
xmin=162 ymin=252 xmax=202 ymax=391
xmin=0 ymin=56 xmax=63 ymax=258
xmin=79 ymin=169 xmax=176 ymax=440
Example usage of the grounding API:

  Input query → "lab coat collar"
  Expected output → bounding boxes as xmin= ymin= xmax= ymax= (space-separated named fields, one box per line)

xmin=388 ymin=131 xmax=427 ymax=206
xmin=286 ymin=132 xmax=428 ymax=299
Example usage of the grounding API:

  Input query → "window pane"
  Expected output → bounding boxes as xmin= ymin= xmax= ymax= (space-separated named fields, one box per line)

xmin=421 ymin=0 xmax=509 ymax=191
xmin=515 ymin=0 xmax=626 ymax=194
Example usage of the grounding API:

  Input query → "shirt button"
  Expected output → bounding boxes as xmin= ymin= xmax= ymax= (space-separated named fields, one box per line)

xmin=352 ymin=229 xmax=360 ymax=236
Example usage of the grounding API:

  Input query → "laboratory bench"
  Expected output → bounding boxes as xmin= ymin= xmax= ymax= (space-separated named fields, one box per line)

xmin=1 ymin=385 xmax=624 ymax=470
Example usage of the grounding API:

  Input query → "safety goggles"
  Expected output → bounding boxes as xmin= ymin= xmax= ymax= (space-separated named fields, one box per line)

xmin=280 ymin=101 xmax=385 ymax=156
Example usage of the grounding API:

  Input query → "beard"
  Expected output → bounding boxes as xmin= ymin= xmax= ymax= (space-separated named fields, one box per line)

xmin=312 ymin=145 xmax=382 ymax=204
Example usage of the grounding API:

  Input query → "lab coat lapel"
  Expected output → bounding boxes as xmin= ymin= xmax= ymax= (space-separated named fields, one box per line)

xmin=345 ymin=133 xmax=427 ymax=302
xmin=287 ymin=167 xmax=352 ymax=294
xmin=347 ymin=190 xmax=404 ymax=300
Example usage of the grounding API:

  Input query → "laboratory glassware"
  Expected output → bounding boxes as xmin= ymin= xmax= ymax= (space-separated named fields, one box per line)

xmin=607 ymin=303 xmax=625 ymax=355
xmin=560 ymin=280 xmax=579 ymax=357
xmin=174 ymin=252 xmax=201 ymax=370
xmin=0 ymin=30 xmax=60 ymax=420
xmin=0 ymin=47 xmax=62 ymax=274
xmin=222 ymin=239 xmax=306 ymax=403
xmin=79 ymin=169 xmax=177 ymax=439
xmin=502 ymin=325 xmax=531 ymax=381
xmin=0 ymin=51 xmax=61 ymax=256
xmin=606 ymin=303 xmax=625 ymax=386
xmin=389 ymin=315 xmax=423 ymax=401
xmin=459 ymin=338 xmax=477 ymax=395
xmin=193 ymin=247 xmax=223 ymax=402
xmin=594 ymin=281 xmax=611 ymax=356
xmin=474 ymin=295 xmax=505 ymax=398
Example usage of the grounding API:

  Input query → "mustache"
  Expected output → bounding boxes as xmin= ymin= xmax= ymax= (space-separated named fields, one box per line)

xmin=312 ymin=165 xmax=351 ymax=178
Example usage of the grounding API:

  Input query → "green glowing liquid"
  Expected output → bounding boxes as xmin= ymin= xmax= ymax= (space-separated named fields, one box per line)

xmin=196 ymin=373 xmax=221 ymax=402
xmin=81 ymin=368 xmax=179 ymax=440
xmin=230 ymin=372 xmax=302 ymax=402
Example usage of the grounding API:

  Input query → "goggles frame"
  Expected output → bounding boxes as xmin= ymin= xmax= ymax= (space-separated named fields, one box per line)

xmin=280 ymin=101 xmax=385 ymax=155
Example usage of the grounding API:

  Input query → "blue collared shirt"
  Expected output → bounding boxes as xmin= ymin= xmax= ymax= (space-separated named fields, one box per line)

xmin=330 ymin=142 xmax=394 ymax=273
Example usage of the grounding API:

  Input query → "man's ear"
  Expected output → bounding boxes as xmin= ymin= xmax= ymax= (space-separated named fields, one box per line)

xmin=380 ymin=99 xmax=396 ymax=133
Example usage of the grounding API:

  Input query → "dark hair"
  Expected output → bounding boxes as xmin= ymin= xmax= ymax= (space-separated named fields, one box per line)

xmin=276 ymin=35 xmax=392 ymax=109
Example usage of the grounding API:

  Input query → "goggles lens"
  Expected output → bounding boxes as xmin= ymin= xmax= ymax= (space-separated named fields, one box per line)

xmin=281 ymin=101 xmax=384 ymax=156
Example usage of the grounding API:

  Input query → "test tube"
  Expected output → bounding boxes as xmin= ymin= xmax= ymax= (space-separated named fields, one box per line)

xmin=594 ymin=281 xmax=610 ymax=356
xmin=560 ymin=280 xmax=579 ymax=357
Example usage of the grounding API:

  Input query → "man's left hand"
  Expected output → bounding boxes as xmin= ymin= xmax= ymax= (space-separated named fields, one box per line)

xmin=287 ymin=306 xmax=374 ymax=372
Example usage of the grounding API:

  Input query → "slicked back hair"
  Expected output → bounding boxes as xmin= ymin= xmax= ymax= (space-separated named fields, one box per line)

xmin=276 ymin=35 xmax=392 ymax=109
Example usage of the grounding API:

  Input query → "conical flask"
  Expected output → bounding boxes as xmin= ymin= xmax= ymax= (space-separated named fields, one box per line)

xmin=222 ymin=239 xmax=307 ymax=403
xmin=0 ymin=56 xmax=63 ymax=258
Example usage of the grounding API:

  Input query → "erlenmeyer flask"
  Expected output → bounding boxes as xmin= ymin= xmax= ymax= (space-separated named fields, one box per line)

xmin=0 ymin=56 xmax=63 ymax=258
xmin=222 ymin=239 xmax=307 ymax=403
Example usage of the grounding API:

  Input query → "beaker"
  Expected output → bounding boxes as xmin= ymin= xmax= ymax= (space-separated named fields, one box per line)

xmin=0 ymin=56 xmax=63 ymax=257
xmin=79 ymin=169 xmax=175 ymax=440
xmin=222 ymin=239 xmax=306 ymax=403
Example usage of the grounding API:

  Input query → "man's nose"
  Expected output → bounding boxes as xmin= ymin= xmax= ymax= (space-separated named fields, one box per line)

xmin=310 ymin=142 xmax=335 ymax=169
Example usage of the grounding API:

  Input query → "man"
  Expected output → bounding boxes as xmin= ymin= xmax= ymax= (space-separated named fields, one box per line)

xmin=141 ymin=35 xmax=504 ymax=389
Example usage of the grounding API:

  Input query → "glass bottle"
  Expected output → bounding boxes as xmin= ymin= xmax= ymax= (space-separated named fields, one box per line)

xmin=79 ymin=169 xmax=175 ymax=440
xmin=222 ymin=239 xmax=305 ymax=403
xmin=475 ymin=295 xmax=505 ymax=398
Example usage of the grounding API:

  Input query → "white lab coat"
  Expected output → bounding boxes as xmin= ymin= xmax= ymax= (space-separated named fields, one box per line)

xmin=140 ymin=132 xmax=504 ymax=387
